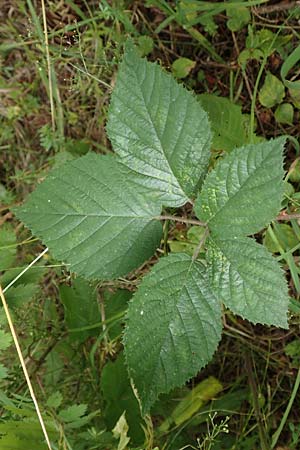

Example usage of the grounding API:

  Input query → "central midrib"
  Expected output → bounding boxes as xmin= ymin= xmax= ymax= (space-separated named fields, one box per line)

xmin=207 ymin=148 xmax=279 ymax=226
xmin=130 ymin=61 xmax=187 ymax=198
xmin=34 ymin=212 xmax=158 ymax=219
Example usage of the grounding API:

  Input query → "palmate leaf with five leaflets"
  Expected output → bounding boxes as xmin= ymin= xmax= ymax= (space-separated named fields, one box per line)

xmin=14 ymin=43 xmax=290 ymax=416
xmin=124 ymin=253 xmax=222 ymax=414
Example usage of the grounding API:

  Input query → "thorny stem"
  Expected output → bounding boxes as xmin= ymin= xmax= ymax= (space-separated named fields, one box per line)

xmin=155 ymin=215 xmax=207 ymax=227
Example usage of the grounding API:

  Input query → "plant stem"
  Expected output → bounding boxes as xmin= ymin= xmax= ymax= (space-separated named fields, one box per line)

xmin=277 ymin=212 xmax=300 ymax=221
xmin=255 ymin=1 xmax=300 ymax=14
xmin=156 ymin=211 xmax=300 ymax=227
xmin=98 ymin=292 xmax=108 ymax=346
xmin=192 ymin=227 xmax=209 ymax=262
xmin=271 ymin=366 xmax=300 ymax=449
xmin=245 ymin=353 xmax=270 ymax=450
xmin=155 ymin=215 xmax=207 ymax=227
xmin=163 ymin=219 xmax=170 ymax=255
xmin=250 ymin=57 xmax=267 ymax=141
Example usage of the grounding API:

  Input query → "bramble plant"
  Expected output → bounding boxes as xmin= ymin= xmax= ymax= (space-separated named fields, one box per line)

xmin=15 ymin=42 xmax=289 ymax=415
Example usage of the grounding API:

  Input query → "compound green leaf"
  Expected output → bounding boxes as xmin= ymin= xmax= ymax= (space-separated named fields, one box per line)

xmin=208 ymin=236 xmax=289 ymax=328
xmin=15 ymin=153 xmax=162 ymax=280
xmin=107 ymin=43 xmax=211 ymax=207
xmin=60 ymin=411 xmax=98 ymax=431
xmin=124 ymin=253 xmax=222 ymax=414
xmin=46 ymin=391 xmax=63 ymax=409
xmin=0 ymin=414 xmax=57 ymax=449
xmin=58 ymin=404 xmax=87 ymax=423
xmin=0 ymin=330 xmax=12 ymax=351
xmin=244 ymin=29 xmax=291 ymax=61
xmin=195 ymin=138 xmax=285 ymax=237
xmin=0 ymin=364 xmax=8 ymax=380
